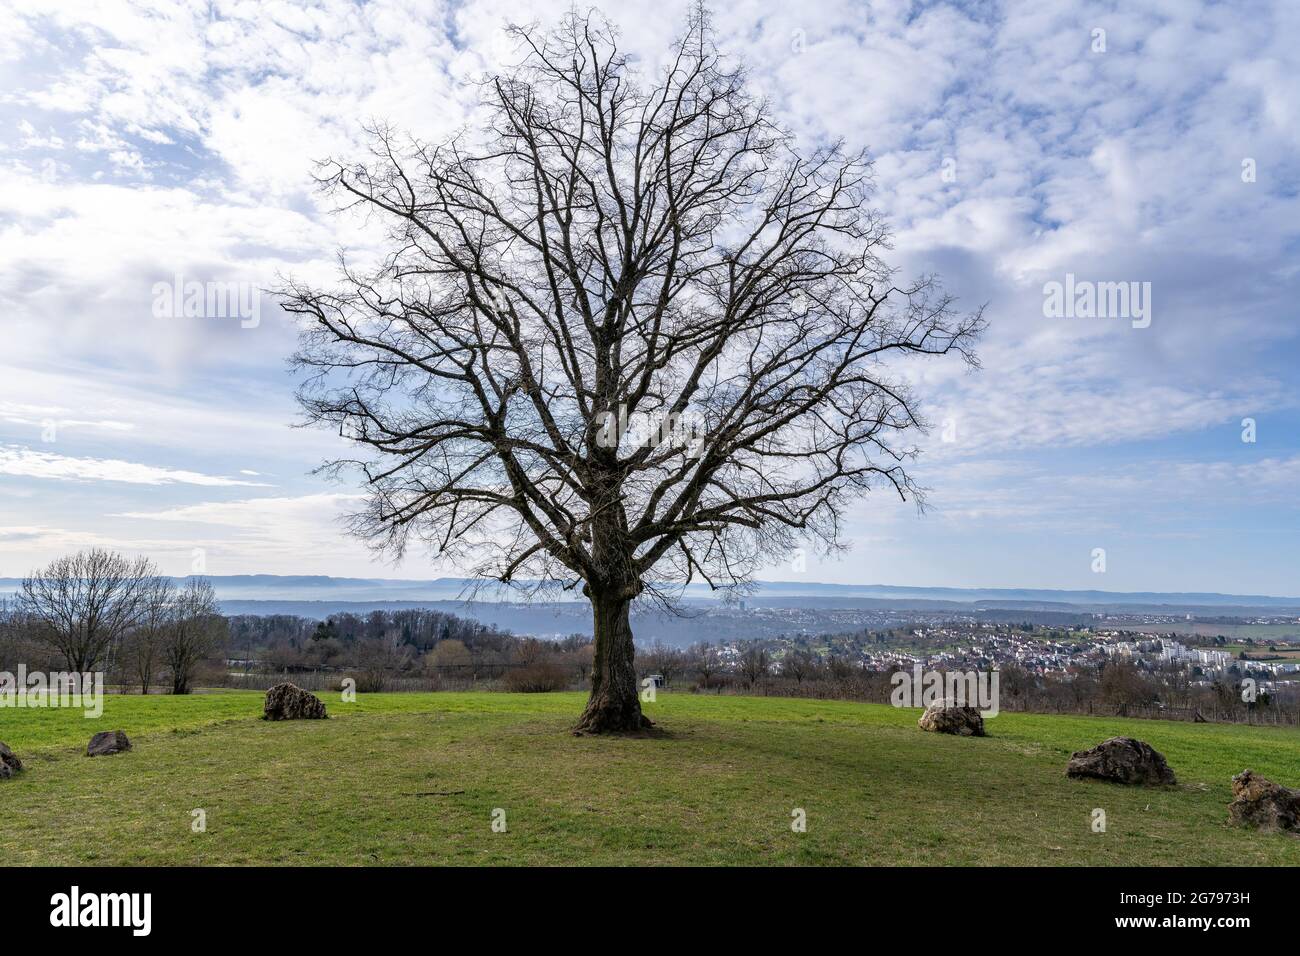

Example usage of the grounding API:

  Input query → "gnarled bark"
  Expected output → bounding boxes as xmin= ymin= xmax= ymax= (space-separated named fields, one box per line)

xmin=574 ymin=590 xmax=652 ymax=734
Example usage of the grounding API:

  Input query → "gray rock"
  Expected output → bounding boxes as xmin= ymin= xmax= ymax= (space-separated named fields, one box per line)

xmin=918 ymin=700 xmax=986 ymax=736
xmin=1066 ymin=736 xmax=1175 ymax=786
xmin=263 ymin=682 xmax=328 ymax=720
xmin=1229 ymin=769 xmax=1300 ymax=833
xmin=0 ymin=741 xmax=22 ymax=779
xmin=87 ymin=730 xmax=132 ymax=757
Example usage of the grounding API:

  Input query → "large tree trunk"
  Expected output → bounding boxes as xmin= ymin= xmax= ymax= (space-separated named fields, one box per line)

xmin=574 ymin=589 xmax=652 ymax=734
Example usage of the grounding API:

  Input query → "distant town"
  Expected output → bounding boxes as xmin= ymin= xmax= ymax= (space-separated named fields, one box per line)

xmin=739 ymin=621 xmax=1300 ymax=692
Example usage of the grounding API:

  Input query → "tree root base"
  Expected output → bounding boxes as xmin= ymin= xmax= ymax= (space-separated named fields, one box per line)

xmin=571 ymin=710 xmax=657 ymax=737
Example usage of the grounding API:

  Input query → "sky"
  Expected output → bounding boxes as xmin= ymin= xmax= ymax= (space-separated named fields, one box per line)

xmin=0 ymin=0 xmax=1297 ymax=594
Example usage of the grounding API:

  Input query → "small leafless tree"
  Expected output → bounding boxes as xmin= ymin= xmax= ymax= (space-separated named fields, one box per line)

xmin=122 ymin=575 xmax=175 ymax=693
xmin=644 ymin=639 xmax=683 ymax=686
xmin=567 ymin=642 xmax=595 ymax=685
xmin=827 ymin=654 xmax=857 ymax=681
xmin=691 ymin=641 xmax=721 ymax=688
xmin=738 ymin=644 xmax=770 ymax=688
xmin=784 ymin=648 xmax=817 ymax=684
xmin=354 ymin=631 xmax=413 ymax=692
xmin=19 ymin=548 xmax=161 ymax=673
xmin=1099 ymin=660 xmax=1152 ymax=715
xmin=160 ymin=579 xmax=225 ymax=695
xmin=284 ymin=8 xmax=982 ymax=732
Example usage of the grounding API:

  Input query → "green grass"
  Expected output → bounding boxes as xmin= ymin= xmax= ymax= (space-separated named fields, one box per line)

xmin=2 ymin=690 xmax=1298 ymax=865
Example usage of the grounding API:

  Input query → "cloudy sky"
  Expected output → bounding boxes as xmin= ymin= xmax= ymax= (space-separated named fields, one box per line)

xmin=0 ymin=0 xmax=1297 ymax=594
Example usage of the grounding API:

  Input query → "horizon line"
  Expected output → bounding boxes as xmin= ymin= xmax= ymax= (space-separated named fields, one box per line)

xmin=2 ymin=573 xmax=1297 ymax=604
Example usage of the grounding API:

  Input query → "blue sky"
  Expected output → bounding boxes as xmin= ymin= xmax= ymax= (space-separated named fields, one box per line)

xmin=0 ymin=0 xmax=1297 ymax=594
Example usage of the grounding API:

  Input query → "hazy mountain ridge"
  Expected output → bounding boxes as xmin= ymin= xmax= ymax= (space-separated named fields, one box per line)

xmin=3 ymin=574 xmax=1298 ymax=608
xmin=5 ymin=575 xmax=1297 ymax=647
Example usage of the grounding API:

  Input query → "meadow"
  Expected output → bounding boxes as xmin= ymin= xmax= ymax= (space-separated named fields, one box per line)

xmin=1130 ymin=622 xmax=1300 ymax=642
xmin=2 ymin=690 xmax=1298 ymax=865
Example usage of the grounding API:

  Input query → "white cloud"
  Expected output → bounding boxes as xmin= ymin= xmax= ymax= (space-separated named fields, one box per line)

xmin=0 ymin=400 xmax=135 ymax=434
xmin=0 ymin=445 xmax=271 ymax=487
xmin=108 ymin=492 xmax=440 ymax=576
xmin=117 ymin=492 xmax=362 ymax=528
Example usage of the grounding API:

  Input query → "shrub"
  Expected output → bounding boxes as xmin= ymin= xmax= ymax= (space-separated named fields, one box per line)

xmin=503 ymin=661 xmax=569 ymax=693
xmin=354 ymin=671 xmax=388 ymax=693
xmin=694 ymin=673 xmax=734 ymax=692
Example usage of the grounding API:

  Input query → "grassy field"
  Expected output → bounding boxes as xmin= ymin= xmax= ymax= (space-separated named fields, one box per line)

xmin=1131 ymin=622 xmax=1300 ymax=642
xmin=2 ymin=690 xmax=1298 ymax=866
xmin=1220 ymin=643 xmax=1300 ymax=660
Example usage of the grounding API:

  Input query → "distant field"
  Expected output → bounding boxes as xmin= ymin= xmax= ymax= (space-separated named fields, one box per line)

xmin=1130 ymin=622 xmax=1300 ymax=642
xmin=1 ymin=691 xmax=1298 ymax=865
xmin=1219 ymin=644 xmax=1300 ymax=660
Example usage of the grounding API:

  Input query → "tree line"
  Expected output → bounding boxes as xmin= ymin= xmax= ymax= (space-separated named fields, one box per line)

xmin=0 ymin=548 xmax=597 ymax=694
xmin=1 ymin=549 xmax=224 ymax=694
xmin=222 ymin=607 xmax=593 ymax=693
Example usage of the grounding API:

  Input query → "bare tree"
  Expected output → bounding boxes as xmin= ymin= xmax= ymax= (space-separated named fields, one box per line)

xmin=784 ymin=647 xmax=817 ymax=684
xmin=160 ymin=579 xmax=225 ymax=695
xmin=691 ymin=641 xmax=721 ymax=688
xmin=738 ymin=644 xmax=770 ymax=689
xmin=354 ymin=631 xmax=413 ymax=692
xmin=19 ymin=548 xmax=160 ymax=673
xmin=1099 ymin=660 xmax=1152 ymax=716
xmin=122 ymin=575 xmax=175 ymax=694
xmin=284 ymin=8 xmax=983 ymax=732
xmin=574 ymin=643 xmax=596 ymax=685
xmin=644 ymin=639 xmax=683 ymax=686
xmin=0 ymin=598 xmax=57 ymax=672
xmin=827 ymin=654 xmax=857 ymax=681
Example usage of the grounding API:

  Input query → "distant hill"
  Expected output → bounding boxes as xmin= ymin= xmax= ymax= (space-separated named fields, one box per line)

xmin=4 ymin=575 xmax=1297 ymax=646
xmin=2 ymin=574 xmax=1300 ymax=613
xmin=6 ymin=574 xmax=1295 ymax=608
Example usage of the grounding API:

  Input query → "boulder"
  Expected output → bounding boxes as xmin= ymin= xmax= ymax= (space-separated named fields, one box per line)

xmin=1066 ymin=736 xmax=1175 ymax=786
xmin=918 ymin=700 xmax=986 ymax=737
xmin=87 ymin=730 xmax=132 ymax=757
xmin=1228 ymin=769 xmax=1300 ymax=833
xmin=0 ymin=741 xmax=22 ymax=779
xmin=263 ymin=682 xmax=328 ymax=721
